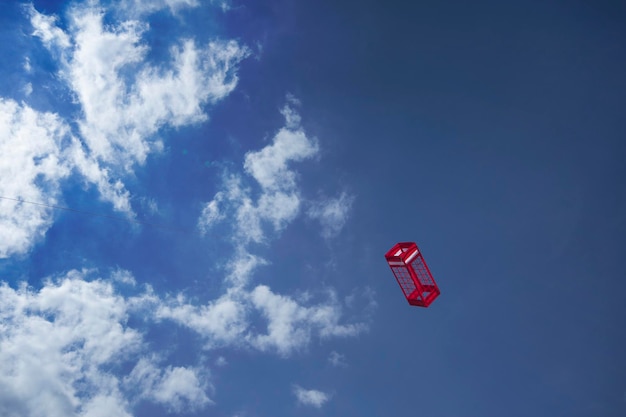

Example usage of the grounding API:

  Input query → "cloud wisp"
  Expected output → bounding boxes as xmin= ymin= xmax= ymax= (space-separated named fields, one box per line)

xmin=328 ymin=350 xmax=347 ymax=367
xmin=199 ymin=103 xmax=319 ymax=245
xmin=195 ymin=102 xmax=366 ymax=356
xmin=293 ymin=385 xmax=331 ymax=408
xmin=307 ymin=192 xmax=355 ymax=240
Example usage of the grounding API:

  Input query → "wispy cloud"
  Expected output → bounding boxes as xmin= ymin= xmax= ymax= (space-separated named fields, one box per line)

xmin=124 ymin=358 xmax=212 ymax=413
xmin=194 ymin=102 xmax=367 ymax=357
xmin=199 ymin=102 xmax=319 ymax=244
xmin=250 ymin=285 xmax=365 ymax=355
xmin=328 ymin=350 xmax=347 ymax=367
xmin=117 ymin=0 xmax=200 ymax=17
xmin=293 ymin=385 xmax=331 ymax=408
xmin=308 ymin=192 xmax=355 ymax=239
xmin=22 ymin=82 xmax=33 ymax=96
xmin=243 ymin=105 xmax=318 ymax=192
xmin=23 ymin=57 xmax=32 ymax=73
xmin=153 ymin=281 xmax=365 ymax=356
xmin=156 ymin=291 xmax=250 ymax=349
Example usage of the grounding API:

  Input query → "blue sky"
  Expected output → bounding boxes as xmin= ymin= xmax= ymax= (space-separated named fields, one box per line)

xmin=0 ymin=0 xmax=625 ymax=416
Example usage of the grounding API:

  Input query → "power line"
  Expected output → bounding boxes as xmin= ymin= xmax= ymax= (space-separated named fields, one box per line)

xmin=0 ymin=195 xmax=191 ymax=234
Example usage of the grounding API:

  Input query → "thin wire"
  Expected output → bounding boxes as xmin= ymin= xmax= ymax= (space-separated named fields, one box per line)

xmin=0 ymin=195 xmax=191 ymax=234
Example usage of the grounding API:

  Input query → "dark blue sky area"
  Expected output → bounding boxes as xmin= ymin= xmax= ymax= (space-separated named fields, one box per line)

xmin=219 ymin=1 xmax=626 ymax=416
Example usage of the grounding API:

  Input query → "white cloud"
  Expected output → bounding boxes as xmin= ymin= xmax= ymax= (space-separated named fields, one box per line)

xmin=308 ymin=192 xmax=354 ymax=239
xmin=243 ymin=106 xmax=318 ymax=191
xmin=0 ymin=99 xmax=71 ymax=258
xmin=156 ymin=292 xmax=249 ymax=348
xmin=24 ymin=57 xmax=32 ymax=73
xmin=27 ymin=1 xmax=247 ymax=182
xmin=139 ymin=196 xmax=159 ymax=215
xmin=125 ymin=358 xmax=212 ymax=412
xmin=248 ymin=285 xmax=312 ymax=355
xmin=126 ymin=0 xmax=230 ymax=14
xmin=80 ymin=393 xmax=133 ymax=417
xmin=118 ymin=0 xmax=200 ymax=17
xmin=151 ymin=280 xmax=365 ymax=357
xmin=28 ymin=6 xmax=71 ymax=49
xmin=153 ymin=366 xmax=211 ymax=412
xmin=256 ymin=190 xmax=301 ymax=233
xmin=198 ymin=191 xmax=226 ymax=235
xmin=217 ymin=1 xmax=232 ymax=12
xmin=249 ymin=285 xmax=365 ymax=356
xmin=194 ymin=103 xmax=367 ymax=357
xmin=328 ymin=351 xmax=347 ymax=367
xmin=0 ymin=2 xmax=248 ymax=257
xmin=111 ymin=269 xmax=137 ymax=286
xmin=30 ymin=5 xmax=248 ymax=168
xmin=23 ymin=82 xmax=33 ymax=96
xmin=66 ymin=137 xmax=133 ymax=214
xmin=0 ymin=265 xmax=364 ymax=413
xmin=292 ymin=385 xmax=330 ymax=408
xmin=0 ymin=271 xmax=139 ymax=416
xmin=0 ymin=270 xmax=213 ymax=416
xmin=224 ymin=247 xmax=268 ymax=287
xmin=0 ymin=269 xmax=247 ymax=414
xmin=198 ymin=103 xmax=319 ymax=244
